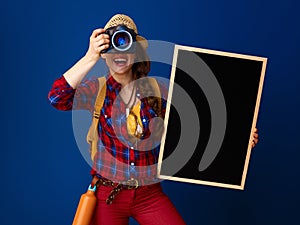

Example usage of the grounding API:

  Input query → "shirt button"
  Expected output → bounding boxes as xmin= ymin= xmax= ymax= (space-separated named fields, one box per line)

xmin=136 ymin=93 xmax=140 ymax=97
xmin=130 ymin=146 xmax=134 ymax=149
xmin=130 ymin=162 xmax=135 ymax=166
xmin=104 ymin=114 xmax=107 ymax=118
xmin=142 ymin=118 xmax=146 ymax=123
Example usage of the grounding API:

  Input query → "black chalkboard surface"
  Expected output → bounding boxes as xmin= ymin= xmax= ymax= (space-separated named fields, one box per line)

xmin=158 ymin=45 xmax=267 ymax=190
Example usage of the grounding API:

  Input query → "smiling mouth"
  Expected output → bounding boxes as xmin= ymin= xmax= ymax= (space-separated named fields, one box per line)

xmin=113 ymin=57 xmax=128 ymax=66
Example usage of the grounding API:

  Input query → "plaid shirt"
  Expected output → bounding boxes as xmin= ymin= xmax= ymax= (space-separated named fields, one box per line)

xmin=48 ymin=75 xmax=167 ymax=185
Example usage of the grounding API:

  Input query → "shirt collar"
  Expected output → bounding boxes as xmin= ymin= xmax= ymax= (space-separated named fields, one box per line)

xmin=106 ymin=74 xmax=122 ymax=92
xmin=106 ymin=74 xmax=142 ymax=100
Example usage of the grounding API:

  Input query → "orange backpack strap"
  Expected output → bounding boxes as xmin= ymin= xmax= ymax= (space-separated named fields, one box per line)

xmin=86 ymin=76 xmax=107 ymax=161
xmin=86 ymin=76 xmax=162 ymax=161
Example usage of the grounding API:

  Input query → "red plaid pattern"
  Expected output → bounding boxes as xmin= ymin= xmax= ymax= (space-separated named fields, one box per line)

xmin=48 ymin=75 xmax=167 ymax=185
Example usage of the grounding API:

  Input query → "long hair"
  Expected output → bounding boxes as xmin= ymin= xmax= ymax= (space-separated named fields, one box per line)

xmin=132 ymin=42 xmax=150 ymax=80
xmin=132 ymin=42 xmax=162 ymax=118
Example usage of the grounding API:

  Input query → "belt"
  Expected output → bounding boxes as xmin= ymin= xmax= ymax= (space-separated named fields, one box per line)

xmin=91 ymin=176 xmax=139 ymax=205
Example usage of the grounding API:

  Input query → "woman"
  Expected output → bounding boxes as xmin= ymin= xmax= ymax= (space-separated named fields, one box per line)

xmin=48 ymin=14 xmax=259 ymax=225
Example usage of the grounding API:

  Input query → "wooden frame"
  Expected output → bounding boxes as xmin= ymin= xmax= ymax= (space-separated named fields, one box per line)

xmin=157 ymin=44 xmax=267 ymax=190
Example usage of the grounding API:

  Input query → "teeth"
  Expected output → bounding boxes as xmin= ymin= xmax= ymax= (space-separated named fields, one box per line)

xmin=114 ymin=58 xmax=127 ymax=63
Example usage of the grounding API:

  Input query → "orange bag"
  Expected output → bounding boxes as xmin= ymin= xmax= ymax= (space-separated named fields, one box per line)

xmin=72 ymin=184 xmax=97 ymax=225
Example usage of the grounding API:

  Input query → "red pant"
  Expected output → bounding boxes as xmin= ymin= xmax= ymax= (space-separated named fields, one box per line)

xmin=91 ymin=183 xmax=186 ymax=225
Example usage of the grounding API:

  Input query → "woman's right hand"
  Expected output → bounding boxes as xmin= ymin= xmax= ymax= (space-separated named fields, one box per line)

xmin=85 ymin=28 xmax=110 ymax=62
xmin=63 ymin=28 xmax=110 ymax=89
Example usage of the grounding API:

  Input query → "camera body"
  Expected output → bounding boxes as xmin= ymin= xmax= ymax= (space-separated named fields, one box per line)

xmin=101 ymin=25 xmax=137 ymax=53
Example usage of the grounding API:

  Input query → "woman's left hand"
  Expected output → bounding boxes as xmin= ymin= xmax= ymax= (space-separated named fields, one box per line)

xmin=252 ymin=127 xmax=259 ymax=148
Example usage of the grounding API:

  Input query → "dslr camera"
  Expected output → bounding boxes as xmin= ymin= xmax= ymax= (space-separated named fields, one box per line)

xmin=101 ymin=25 xmax=137 ymax=53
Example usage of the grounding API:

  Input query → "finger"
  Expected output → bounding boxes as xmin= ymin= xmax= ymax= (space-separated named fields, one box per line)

xmin=91 ymin=28 xmax=106 ymax=38
xmin=253 ymin=138 xmax=258 ymax=144
xmin=98 ymin=44 xmax=110 ymax=53
xmin=252 ymin=139 xmax=257 ymax=146
xmin=251 ymin=136 xmax=259 ymax=148
xmin=252 ymin=137 xmax=258 ymax=146
xmin=253 ymin=132 xmax=259 ymax=138
xmin=95 ymin=33 xmax=110 ymax=41
xmin=95 ymin=37 xmax=110 ymax=47
xmin=94 ymin=40 xmax=110 ymax=53
xmin=254 ymin=127 xmax=258 ymax=132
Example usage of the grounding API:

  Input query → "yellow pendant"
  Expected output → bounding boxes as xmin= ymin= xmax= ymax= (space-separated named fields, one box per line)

xmin=127 ymin=101 xmax=143 ymax=138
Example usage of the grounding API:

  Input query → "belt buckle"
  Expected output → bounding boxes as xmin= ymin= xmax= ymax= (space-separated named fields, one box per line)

xmin=126 ymin=178 xmax=139 ymax=189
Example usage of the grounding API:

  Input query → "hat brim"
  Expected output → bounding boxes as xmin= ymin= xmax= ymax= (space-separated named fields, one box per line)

xmin=136 ymin=35 xmax=148 ymax=49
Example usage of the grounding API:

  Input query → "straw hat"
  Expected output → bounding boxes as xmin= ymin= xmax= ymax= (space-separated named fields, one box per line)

xmin=104 ymin=14 xmax=148 ymax=49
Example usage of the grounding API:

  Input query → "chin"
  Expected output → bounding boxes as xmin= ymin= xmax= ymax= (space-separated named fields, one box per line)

xmin=113 ymin=67 xmax=133 ymax=75
xmin=112 ymin=70 xmax=130 ymax=76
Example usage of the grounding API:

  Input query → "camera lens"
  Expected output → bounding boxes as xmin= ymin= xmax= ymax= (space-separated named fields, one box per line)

xmin=111 ymin=30 xmax=133 ymax=52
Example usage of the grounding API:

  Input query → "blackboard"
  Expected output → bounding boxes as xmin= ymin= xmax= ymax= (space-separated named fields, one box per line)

xmin=157 ymin=45 xmax=267 ymax=190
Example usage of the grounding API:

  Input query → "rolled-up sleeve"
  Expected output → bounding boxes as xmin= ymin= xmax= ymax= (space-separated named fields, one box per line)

xmin=48 ymin=76 xmax=75 ymax=111
xmin=48 ymin=75 xmax=100 ymax=111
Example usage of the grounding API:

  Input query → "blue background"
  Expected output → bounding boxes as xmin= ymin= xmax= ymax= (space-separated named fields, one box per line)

xmin=0 ymin=0 xmax=299 ymax=224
